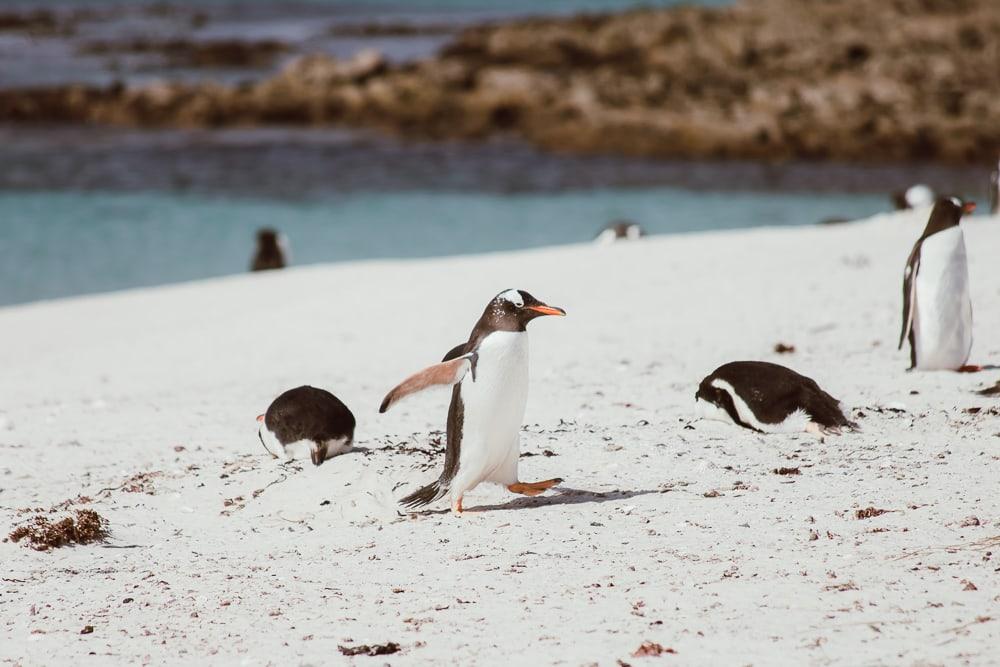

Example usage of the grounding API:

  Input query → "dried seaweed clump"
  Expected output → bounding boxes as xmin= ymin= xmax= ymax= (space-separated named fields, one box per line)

xmin=632 ymin=641 xmax=677 ymax=657
xmin=8 ymin=509 xmax=108 ymax=550
xmin=338 ymin=642 xmax=401 ymax=656
xmin=855 ymin=507 xmax=888 ymax=520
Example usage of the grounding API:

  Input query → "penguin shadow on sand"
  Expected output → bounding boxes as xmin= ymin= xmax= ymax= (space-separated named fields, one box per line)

xmin=933 ymin=364 xmax=1000 ymax=375
xmin=402 ymin=486 xmax=660 ymax=516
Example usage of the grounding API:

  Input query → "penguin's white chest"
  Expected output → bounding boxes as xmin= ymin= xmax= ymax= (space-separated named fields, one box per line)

xmin=456 ymin=331 xmax=529 ymax=486
xmin=913 ymin=227 xmax=973 ymax=370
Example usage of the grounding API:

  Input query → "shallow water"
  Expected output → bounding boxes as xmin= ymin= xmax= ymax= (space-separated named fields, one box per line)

xmin=0 ymin=1 xmax=991 ymax=308
xmin=0 ymin=186 xmax=886 ymax=308
xmin=1 ymin=125 xmax=989 ymax=307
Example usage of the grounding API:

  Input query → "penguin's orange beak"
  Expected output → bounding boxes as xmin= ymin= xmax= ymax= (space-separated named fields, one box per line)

xmin=256 ymin=414 xmax=265 ymax=423
xmin=962 ymin=201 xmax=976 ymax=214
xmin=527 ymin=305 xmax=566 ymax=316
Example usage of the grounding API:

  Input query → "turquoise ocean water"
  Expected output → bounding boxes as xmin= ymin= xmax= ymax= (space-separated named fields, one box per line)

xmin=0 ymin=187 xmax=891 ymax=306
xmin=0 ymin=124 xmax=986 ymax=308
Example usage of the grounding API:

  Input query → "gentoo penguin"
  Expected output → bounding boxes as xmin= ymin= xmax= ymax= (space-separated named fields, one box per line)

xmin=594 ymin=220 xmax=645 ymax=244
xmin=989 ymin=159 xmax=999 ymax=215
xmin=257 ymin=386 xmax=355 ymax=465
xmin=379 ymin=289 xmax=566 ymax=514
xmin=695 ymin=361 xmax=857 ymax=438
xmin=250 ymin=228 xmax=288 ymax=272
xmin=899 ymin=196 xmax=978 ymax=371
xmin=891 ymin=184 xmax=935 ymax=210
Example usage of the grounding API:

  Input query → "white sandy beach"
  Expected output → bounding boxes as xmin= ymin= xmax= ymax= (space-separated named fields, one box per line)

xmin=2 ymin=209 xmax=999 ymax=665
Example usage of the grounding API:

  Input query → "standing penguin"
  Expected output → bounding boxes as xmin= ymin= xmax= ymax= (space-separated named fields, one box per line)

xmin=899 ymin=197 xmax=978 ymax=371
xmin=695 ymin=361 xmax=857 ymax=439
xmin=251 ymin=228 xmax=288 ymax=272
xmin=989 ymin=159 xmax=999 ymax=215
xmin=379 ymin=289 xmax=566 ymax=514
xmin=258 ymin=386 xmax=355 ymax=465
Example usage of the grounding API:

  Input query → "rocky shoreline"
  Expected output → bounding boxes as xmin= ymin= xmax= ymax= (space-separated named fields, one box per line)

xmin=2 ymin=0 xmax=998 ymax=163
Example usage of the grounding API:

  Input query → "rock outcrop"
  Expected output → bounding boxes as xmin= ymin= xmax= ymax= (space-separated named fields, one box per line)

xmin=2 ymin=0 xmax=998 ymax=163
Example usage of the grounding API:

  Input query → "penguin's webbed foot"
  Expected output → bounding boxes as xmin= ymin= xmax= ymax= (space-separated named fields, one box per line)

xmin=804 ymin=422 xmax=826 ymax=442
xmin=508 ymin=478 xmax=563 ymax=496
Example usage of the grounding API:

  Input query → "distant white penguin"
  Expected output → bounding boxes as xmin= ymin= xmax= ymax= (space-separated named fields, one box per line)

xmin=891 ymin=184 xmax=935 ymax=211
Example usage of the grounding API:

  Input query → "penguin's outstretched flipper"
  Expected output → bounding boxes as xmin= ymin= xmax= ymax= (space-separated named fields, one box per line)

xmin=441 ymin=343 xmax=467 ymax=362
xmin=379 ymin=354 xmax=475 ymax=413
xmin=899 ymin=246 xmax=919 ymax=354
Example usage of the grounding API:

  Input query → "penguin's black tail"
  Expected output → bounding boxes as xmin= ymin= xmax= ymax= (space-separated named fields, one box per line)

xmin=399 ymin=480 xmax=448 ymax=509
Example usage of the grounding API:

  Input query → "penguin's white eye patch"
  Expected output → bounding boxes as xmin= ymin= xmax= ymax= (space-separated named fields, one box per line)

xmin=950 ymin=196 xmax=961 ymax=207
xmin=499 ymin=289 xmax=524 ymax=307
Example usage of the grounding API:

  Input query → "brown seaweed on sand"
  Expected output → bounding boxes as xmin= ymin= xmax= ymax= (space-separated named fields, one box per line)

xmin=632 ymin=641 xmax=677 ymax=657
xmin=8 ymin=509 xmax=108 ymax=550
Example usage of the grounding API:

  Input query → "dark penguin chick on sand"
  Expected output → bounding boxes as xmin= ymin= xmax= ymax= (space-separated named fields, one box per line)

xmin=257 ymin=386 xmax=355 ymax=465
xmin=379 ymin=289 xmax=566 ymax=515
xmin=899 ymin=197 xmax=978 ymax=372
xmin=250 ymin=228 xmax=288 ymax=272
xmin=594 ymin=220 xmax=645 ymax=244
xmin=695 ymin=361 xmax=857 ymax=439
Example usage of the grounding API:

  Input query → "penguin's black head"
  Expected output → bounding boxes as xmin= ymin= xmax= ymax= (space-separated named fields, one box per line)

xmin=923 ymin=196 xmax=975 ymax=238
xmin=695 ymin=377 xmax=721 ymax=406
xmin=256 ymin=228 xmax=280 ymax=249
xmin=481 ymin=289 xmax=566 ymax=332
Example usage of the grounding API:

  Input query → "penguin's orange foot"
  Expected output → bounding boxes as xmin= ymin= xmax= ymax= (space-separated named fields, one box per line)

xmin=451 ymin=497 xmax=463 ymax=515
xmin=508 ymin=478 xmax=563 ymax=496
xmin=957 ymin=365 xmax=983 ymax=373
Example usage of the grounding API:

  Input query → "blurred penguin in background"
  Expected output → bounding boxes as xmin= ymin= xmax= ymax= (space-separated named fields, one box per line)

xmin=594 ymin=219 xmax=646 ymax=244
xmin=251 ymin=228 xmax=288 ymax=272
xmin=891 ymin=184 xmax=935 ymax=211
xmin=989 ymin=158 xmax=999 ymax=215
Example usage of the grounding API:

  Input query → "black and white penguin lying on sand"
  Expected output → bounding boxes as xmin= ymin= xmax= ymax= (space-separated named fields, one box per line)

xmin=258 ymin=386 xmax=355 ymax=465
xmin=379 ymin=289 xmax=566 ymax=514
xmin=695 ymin=361 xmax=857 ymax=439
